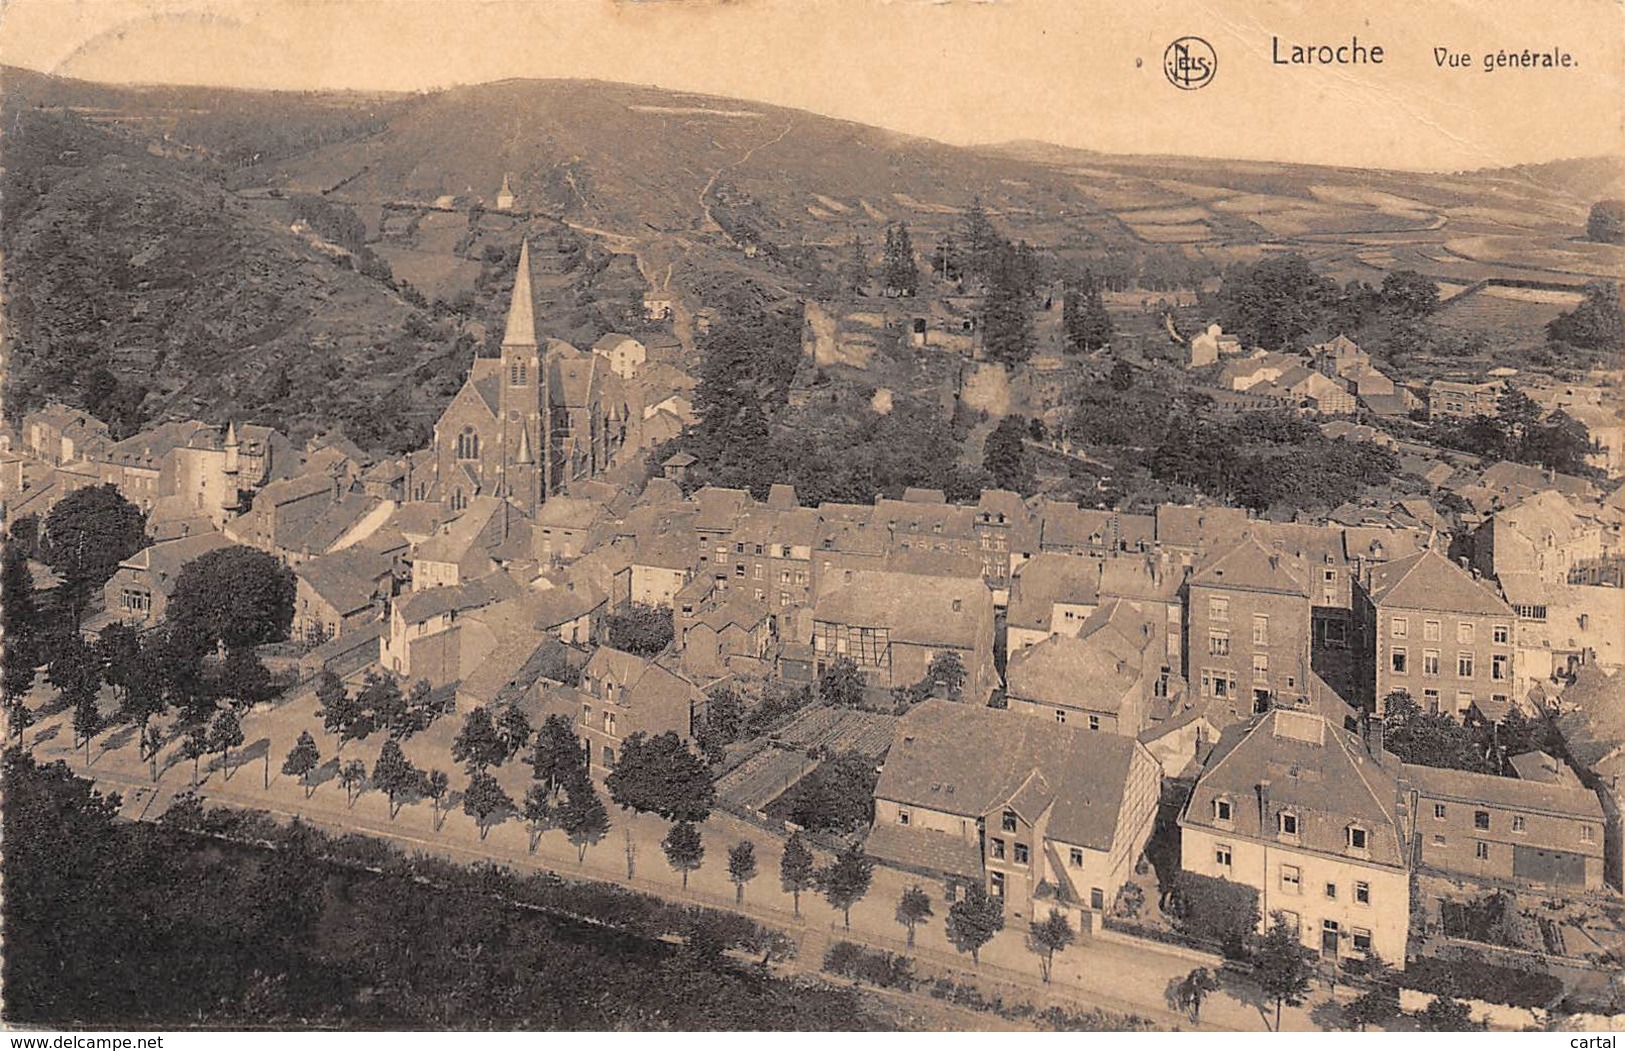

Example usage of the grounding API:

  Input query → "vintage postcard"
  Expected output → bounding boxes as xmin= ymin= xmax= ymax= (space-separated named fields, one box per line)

xmin=0 ymin=0 xmax=1621 ymax=1037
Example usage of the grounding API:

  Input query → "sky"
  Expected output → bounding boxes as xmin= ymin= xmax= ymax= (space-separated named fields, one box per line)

xmin=2 ymin=0 xmax=1622 ymax=171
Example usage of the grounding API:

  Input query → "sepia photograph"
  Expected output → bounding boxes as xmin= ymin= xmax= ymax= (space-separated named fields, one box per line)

xmin=0 ymin=0 xmax=1622 ymax=1036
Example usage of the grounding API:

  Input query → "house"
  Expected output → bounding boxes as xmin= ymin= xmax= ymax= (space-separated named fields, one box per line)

xmin=1180 ymin=709 xmax=1411 ymax=965
xmin=1311 ymin=335 xmax=1371 ymax=378
xmin=378 ymin=573 xmax=521 ymax=684
xmin=577 ymin=647 xmax=706 ymax=770
xmin=1005 ymin=553 xmax=1101 ymax=651
xmin=1187 ymin=324 xmax=1243 ymax=368
xmin=1428 ymin=379 xmax=1505 ymax=420
xmin=628 ymin=525 xmax=699 ymax=608
xmin=1564 ymin=402 xmax=1623 ymax=478
xmin=675 ymin=584 xmax=776 ymax=680
xmin=1551 ymin=665 xmax=1625 ymax=890
xmin=1476 ymin=461 xmax=1594 ymax=505
xmin=1004 ymin=607 xmax=1152 ymax=735
xmin=102 ymin=531 xmax=235 ymax=625
xmin=1404 ymin=762 xmax=1607 ymax=891
xmin=810 ymin=569 xmax=998 ymax=703
xmin=1356 ymin=548 xmax=1517 ymax=718
xmin=411 ymin=496 xmax=514 ymax=589
xmin=591 ymin=333 xmax=647 ymax=379
xmin=1185 ymin=537 xmax=1314 ymax=720
xmin=292 ymin=551 xmax=389 ymax=646
xmin=453 ymin=582 xmax=604 ymax=711
xmin=1473 ymin=490 xmax=1605 ymax=585
xmin=23 ymin=403 xmax=111 ymax=465
xmin=534 ymin=496 xmax=609 ymax=565
xmin=868 ymin=700 xmax=1161 ymax=916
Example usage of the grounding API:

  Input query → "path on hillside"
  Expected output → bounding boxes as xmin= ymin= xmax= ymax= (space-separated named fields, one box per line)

xmin=697 ymin=121 xmax=796 ymax=243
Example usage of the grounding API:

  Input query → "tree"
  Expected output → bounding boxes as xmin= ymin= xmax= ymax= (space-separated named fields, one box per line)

xmin=843 ymin=235 xmax=871 ymax=295
xmin=1064 ymin=272 xmax=1113 ymax=352
xmin=530 ymin=713 xmax=585 ymax=796
xmin=496 ymin=705 xmax=532 ymax=761
xmin=817 ymin=655 xmax=866 ymax=708
xmin=1028 ymin=909 xmax=1075 ymax=983
xmin=1218 ymin=253 xmax=1336 ymax=351
xmin=1254 ymin=914 xmax=1313 ymax=1031
xmin=559 ymin=777 xmax=611 ymax=862
xmin=50 ymin=632 xmax=102 ymax=755
xmin=1169 ymin=871 xmax=1263 ymax=958
xmin=982 ymin=415 xmax=1035 ymax=495
xmin=462 ymin=770 xmax=513 ymax=840
xmin=727 ymin=840 xmax=758 ymax=904
xmin=661 ymin=820 xmax=705 ymax=889
xmin=1585 ymin=200 xmax=1625 ymax=245
xmin=981 ymin=242 xmax=1036 ymax=365
xmin=522 ymin=783 xmax=553 ymax=852
xmin=424 ymin=768 xmax=450 ymax=831
xmin=1179 ymin=966 xmax=1221 ymax=1023
xmin=605 ymin=730 xmax=716 ymax=824
xmin=338 ymin=758 xmax=367 ymax=808
xmin=1109 ymin=358 xmax=1135 ymax=392
xmin=946 ymin=882 xmax=1005 ymax=966
xmin=207 ymin=708 xmax=244 ymax=780
xmin=166 ymin=545 xmax=296 ymax=654
xmin=895 ymin=885 xmax=933 ymax=948
xmin=281 ymin=730 xmax=322 ymax=798
xmin=785 ymin=752 xmax=877 ymax=833
xmin=959 ymin=196 xmax=999 ymax=284
xmin=213 ymin=646 xmax=276 ymax=708
xmin=72 ymin=692 xmax=100 ymax=763
xmin=881 ymin=222 xmax=919 ymax=297
xmin=371 ymin=738 xmax=420 ymax=819
xmin=816 ymin=842 xmax=874 ymax=929
xmin=1344 ymin=983 xmax=1400 ymax=1031
xmin=451 ymin=706 xmax=507 ymax=774
xmin=781 ymin=830 xmax=816 ymax=918
xmin=1381 ymin=690 xmax=1494 ymax=774
xmin=181 ymin=722 xmax=210 ymax=787
xmin=41 ymin=484 xmax=146 ymax=614
xmin=1417 ymin=995 xmax=1479 ymax=1031
xmin=604 ymin=603 xmax=674 ymax=657
xmin=315 ymin=670 xmax=360 ymax=746
xmin=1380 ymin=269 xmax=1440 ymax=317
xmin=1547 ymin=281 xmax=1623 ymax=351
xmin=2 ymin=540 xmax=41 ymax=684
xmin=925 ymin=650 xmax=967 ymax=701
xmin=355 ymin=671 xmax=406 ymax=736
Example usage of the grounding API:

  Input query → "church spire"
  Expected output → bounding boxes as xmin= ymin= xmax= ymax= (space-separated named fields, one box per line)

xmin=515 ymin=422 xmax=535 ymax=465
xmin=502 ymin=240 xmax=537 ymax=347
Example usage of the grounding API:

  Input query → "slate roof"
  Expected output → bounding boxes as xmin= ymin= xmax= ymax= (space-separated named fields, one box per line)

xmin=864 ymin=821 xmax=985 ymax=880
xmin=394 ymin=572 xmax=519 ymax=624
xmin=122 ymin=531 xmax=235 ymax=583
xmin=1184 ymin=708 xmax=1408 ymax=868
xmin=876 ymin=700 xmax=1145 ymax=851
xmin=1365 ymin=548 xmax=1511 ymax=617
xmin=1404 ymin=762 xmax=1603 ymax=823
xmin=814 ymin=570 xmax=988 ymax=650
xmin=1007 ymin=553 xmax=1100 ymax=631
xmin=1004 ymin=632 xmax=1141 ymax=714
xmin=1189 ymin=536 xmax=1309 ymax=598
xmin=295 ymin=554 xmax=379 ymax=616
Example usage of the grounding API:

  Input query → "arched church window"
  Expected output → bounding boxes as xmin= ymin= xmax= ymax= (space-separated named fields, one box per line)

xmin=456 ymin=428 xmax=480 ymax=460
xmin=509 ymin=361 xmax=528 ymax=386
xmin=451 ymin=487 xmax=467 ymax=512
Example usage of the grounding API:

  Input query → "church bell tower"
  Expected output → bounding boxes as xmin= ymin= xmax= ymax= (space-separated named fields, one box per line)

xmin=498 ymin=240 xmax=546 ymax=515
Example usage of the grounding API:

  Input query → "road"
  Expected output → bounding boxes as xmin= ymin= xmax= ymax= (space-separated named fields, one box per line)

xmin=20 ymin=684 xmax=1343 ymax=1033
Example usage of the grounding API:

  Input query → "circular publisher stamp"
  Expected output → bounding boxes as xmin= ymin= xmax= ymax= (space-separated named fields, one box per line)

xmin=1164 ymin=36 xmax=1217 ymax=90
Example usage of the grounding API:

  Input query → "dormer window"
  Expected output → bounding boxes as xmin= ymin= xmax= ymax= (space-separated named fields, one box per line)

xmin=1278 ymin=811 xmax=1300 ymax=838
xmin=1214 ymin=798 xmax=1233 ymax=823
xmin=1347 ymin=825 xmax=1368 ymax=852
xmin=1001 ymin=810 xmax=1018 ymax=833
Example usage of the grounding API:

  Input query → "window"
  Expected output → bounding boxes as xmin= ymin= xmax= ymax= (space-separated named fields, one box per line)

xmin=1324 ymin=568 xmax=1336 ymax=583
xmin=1208 ymin=632 xmax=1231 ymax=657
xmin=1581 ymin=825 xmax=1597 ymax=844
xmin=1511 ymin=815 xmax=1525 ymax=834
xmin=1253 ymin=614 xmax=1270 ymax=646
xmin=1424 ymin=688 xmax=1441 ymax=711
xmin=508 ymin=361 xmax=528 ymax=385
xmin=1279 ymin=910 xmax=1301 ymax=935
xmin=1475 ymin=841 xmax=1490 ymax=860
xmin=1492 ymin=654 xmax=1509 ymax=681
xmin=1391 ymin=648 xmax=1407 ymax=674
xmin=1209 ymin=596 xmax=1229 ymax=622
xmin=1424 ymin=619 xmax=1442 ymax=641
xmin=1352 ymin=928 xmax=1372 ymax=952
xmin=1088 ymin=714 xmax=1101 ymax=731
xmin=989 ymin=872 xmax=1005 ymax=898
xmin=1433 ymin=834 xmax=1447 ymax=846
xmin=1434 ymin=803 xmax=1447 ymax=820
xmin=1354 ymin=881 xmax=1370 ymax=905
xmin=898 ymin=809 xmax=911 ymax=826
xmin=1391 ymin=617 xmax=1408 ymax=638
xmin=1325 ymin=883 xmax=1338 ymax=900
xmin=1456 ymin=691 xmax=1474 ymax=715
xmin=581 ymin=703 xmax=592 ymax=723
xmin=455 ymin=428 xmax=480 ymax=460
xmin=602 ymin=746 xmax=614 ymax=766
xmin=1280 ymin=865 xmax=1301 ymax=892
xmin=1493 ymin=624 xmax=1509 ymax=644
xmin=1423 ymin=650 xmax=1440 ymax=676
xmin=1474 ymin=810 xmax=1490 ymax=831
xmin=989 ymin=838 xmax=1006 ymax=860
xmin=1278 ymin=811 xmax=1299 ymax=837
xmin=1458 ymin=622 xmax=1475 ymax=644
xmin=1347 ymin=826 xmax=1368 ymax=851
xmin=1002 ymin=810 xmax=1018 ymax=833
xmin=1253 ymin=653 xmax=1269 ymax=678
xmin=1215 ymin=844 xmax=1232 ymax=868
xmin=1458 ymin=652 xmax=1475 ymax=678
xmin=1214 ymin=798 xmax=1233 ymax=822
xmin=1054 ymin=709 xmax=1067 ymax=724
xmin=735 ymin=563 xmax=745 ymax=578
xmin=1069 ymin=848 xmax=1084 ymax=868
xmin=1013 ymin=843 xmax=1030 ymax=865
xmin=1090 ymin=887 xmax=1105 ymax=910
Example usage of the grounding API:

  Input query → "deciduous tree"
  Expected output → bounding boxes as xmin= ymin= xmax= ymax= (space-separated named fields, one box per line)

xmin=451 ymin=706 xmax=507 ymax=774
xmin=462 ymin=770 xmax=513 ymax=840
xmin=781 ymin=830 xmax=815 ymax=918
xmin=167 ymin=545 xmax=296 ymax=654
xmin=424 ymin=768 xmax=450 ymax=831
xmin=1254 ymin=914 xmax=1313 ymax=1031
xmin=560 ymin=777 xmax=611 ymax=862
xmin=41 ymin=485 xmax=146 ymax=614
xmin=338 ymin=758 xmax=367 ymax=808
xmin=207 ymin=708 xmax=244 ymax=780
xmin=816 ymin=842 xmax=874 ymax=929
xmin=982 ymin=415 xmax=1035 ymax=495
xmin=1028 ymin=909 xmax=1075 ymax=983
xmin=282 ymin=730 xmax=322 ymax=798
xmin=817 ymin=656 xmax=865 ymax=708
xmin=605 ymin=730 xmax=715 ymax=824
xmin=522 ymin=783 xmax=552 ymax=852
xmin=530 ymin=713 xmax=585 ymax=797
xmin=727 ymin=840 xmax=758 ymax=904
xmin=895 ymin=885 xmax=933 ymax=948
xmin=946 ymin=882 xmax=1005 ymax=966
xmin=371 ymin=738 xmax=420 ymax=818
xmin=661 ymin=820 xmax=705 ymax=888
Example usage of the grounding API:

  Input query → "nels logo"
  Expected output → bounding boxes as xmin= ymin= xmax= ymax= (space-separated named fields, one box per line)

xmin=1164 ymin=36 xmax=1217 ymax=90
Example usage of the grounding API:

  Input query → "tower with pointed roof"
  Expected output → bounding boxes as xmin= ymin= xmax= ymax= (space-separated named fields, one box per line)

xmin=495 ymin=173 xmax=516 ymax=211
xmin=498 ymin=240 xmax=547 ymax=515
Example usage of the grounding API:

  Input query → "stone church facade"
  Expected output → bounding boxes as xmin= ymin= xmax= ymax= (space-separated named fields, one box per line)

xmin=411 ymin=241 xmax=630 ymax=517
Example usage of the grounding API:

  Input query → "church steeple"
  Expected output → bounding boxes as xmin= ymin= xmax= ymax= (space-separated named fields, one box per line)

xmin=502 ymin=240 xmax=537 ymax=347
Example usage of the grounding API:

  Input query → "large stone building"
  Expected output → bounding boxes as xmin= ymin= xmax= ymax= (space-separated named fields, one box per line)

xmin=417 ymin=242 xmax=630 ymax=518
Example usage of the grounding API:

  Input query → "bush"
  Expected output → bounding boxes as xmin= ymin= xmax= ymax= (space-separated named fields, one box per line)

xmin=1169 ymin=871 xmax=1261 ymax=958
xmin=822 ymin=941 xmax=915 ymax=991
xmin=1403 ymin=954 xmax=1564 ymax=1009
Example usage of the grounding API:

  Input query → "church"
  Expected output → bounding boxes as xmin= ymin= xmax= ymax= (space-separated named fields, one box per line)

xmin=410 ymin=241 xmax=630 ymax=517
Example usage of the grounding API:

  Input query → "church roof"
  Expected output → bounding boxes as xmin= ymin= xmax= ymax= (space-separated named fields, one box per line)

xmin=503 ymin=240 xmax=538 ymax=347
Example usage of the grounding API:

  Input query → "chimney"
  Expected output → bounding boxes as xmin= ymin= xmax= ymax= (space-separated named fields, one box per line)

xmin=1268 ymin=553 xmax=1281 ymax=572
xmin=1256 ymin=780 xmax=1271 ymax=827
